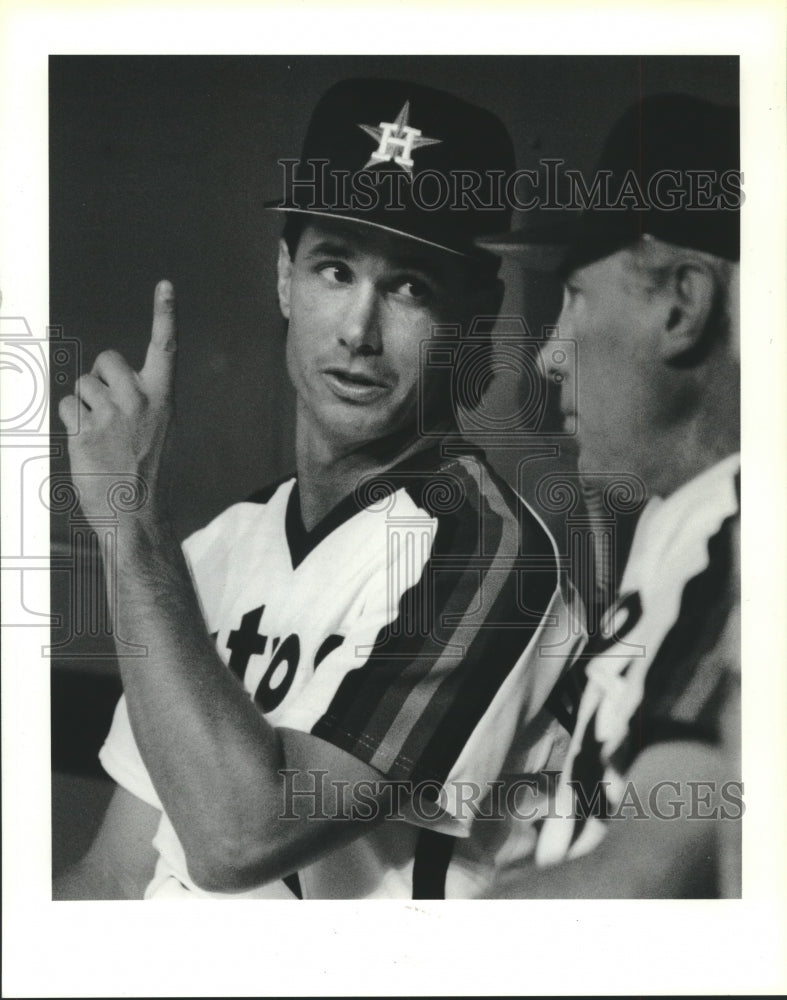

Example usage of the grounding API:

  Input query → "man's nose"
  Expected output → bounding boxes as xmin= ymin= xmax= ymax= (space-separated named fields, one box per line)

xmin=339 ymin=282 xmax=382 ymax=356
xmin=538 ymin=326 xmax=570 ymax=390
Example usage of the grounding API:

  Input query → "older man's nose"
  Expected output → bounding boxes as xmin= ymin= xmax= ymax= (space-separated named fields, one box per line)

xmin=538 ymin=335 xmax=570 ymax=389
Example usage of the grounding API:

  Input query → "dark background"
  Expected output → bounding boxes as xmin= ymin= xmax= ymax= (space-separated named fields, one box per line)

xmin=49 ymin=54 xmax=739 ymax=876
xmin=49 ymin=54 xmax=739 ymax=537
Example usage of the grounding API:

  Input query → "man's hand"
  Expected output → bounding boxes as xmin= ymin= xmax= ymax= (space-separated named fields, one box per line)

xmin=58 ymin=280 xmax=177 ymax=525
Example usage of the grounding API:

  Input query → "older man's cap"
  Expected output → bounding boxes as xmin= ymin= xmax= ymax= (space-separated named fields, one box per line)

xmin=498 ymin=93 xmax=741 ymax=273
xmin=266 ymin=77 xmax=516 ymax=258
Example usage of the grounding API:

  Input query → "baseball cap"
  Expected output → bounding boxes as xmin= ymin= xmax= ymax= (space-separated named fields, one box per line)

xmin=265 ymin=77 xmax=516 ymax=257
xmin=498 ymin=93 xmax=741 ymax=274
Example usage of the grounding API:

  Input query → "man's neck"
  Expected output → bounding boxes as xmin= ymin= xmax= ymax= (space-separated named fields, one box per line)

xmin=646 ymin=411 xmax=739 ymax=500
xmin=294 ymin=416 xmax=451 ymax=531
xmin=640 ymin=356 xmax=740 ymax=499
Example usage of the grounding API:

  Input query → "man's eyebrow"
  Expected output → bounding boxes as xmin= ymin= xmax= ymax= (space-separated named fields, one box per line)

xmin=303 ymin=239 xmax=356 ymax=259
xmin=303 ymin=238 xmax=452 ymax=282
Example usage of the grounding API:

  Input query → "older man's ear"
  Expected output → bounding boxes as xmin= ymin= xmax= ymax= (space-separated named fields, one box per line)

xmin=659 ymin=261 xmax=717 ymax=366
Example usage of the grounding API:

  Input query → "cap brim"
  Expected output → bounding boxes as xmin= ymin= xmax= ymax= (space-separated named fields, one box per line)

xmin=479 ymin=210 xmax=579 ymax=244
xmin=265 ymin=204 xmax=496 ymax=259
xmin=477 ymin=215 xmax=577 ymax=272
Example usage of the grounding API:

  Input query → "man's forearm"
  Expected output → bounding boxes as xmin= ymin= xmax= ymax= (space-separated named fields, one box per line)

xmin=110 ymin=512 xmax=286 ymax=890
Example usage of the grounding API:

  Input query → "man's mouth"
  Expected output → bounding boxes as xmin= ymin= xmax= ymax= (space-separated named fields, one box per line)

xmin=322 ymin=367 xmax=390 ymax=401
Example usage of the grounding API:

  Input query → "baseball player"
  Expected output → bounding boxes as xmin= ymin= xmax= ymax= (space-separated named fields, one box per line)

xmin=54 ymin=78 xmax=572 ymax=899
xmin=485 ymin=94 xmax=742 ymax=897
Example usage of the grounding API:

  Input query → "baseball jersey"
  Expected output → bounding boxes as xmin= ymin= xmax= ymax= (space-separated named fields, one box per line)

xmin=100 ymin=440 xmax=573 ymax=898
xmin=534 ymin=453 xmax=741 ymax=868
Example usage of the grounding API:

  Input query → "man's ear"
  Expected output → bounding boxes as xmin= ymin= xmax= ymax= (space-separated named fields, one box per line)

xmin=277 ymin=239 xmax=293 ymax=320
xmin=659 ymin=262 xmax=716 ymax=364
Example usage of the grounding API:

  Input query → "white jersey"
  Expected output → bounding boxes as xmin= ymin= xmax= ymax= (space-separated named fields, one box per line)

xmin=100 ymin=442 xmax=573 ymax=898
xmin=534 ymin=454 xmax=741 ymax=867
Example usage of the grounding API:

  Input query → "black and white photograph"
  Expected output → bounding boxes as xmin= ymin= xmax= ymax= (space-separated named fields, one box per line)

xmin=2 ymin=3 xmax=786 ymax=997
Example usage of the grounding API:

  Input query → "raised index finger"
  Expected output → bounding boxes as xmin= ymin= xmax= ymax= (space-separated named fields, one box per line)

xmin=141 ymin=280 xmax=177 ymax=397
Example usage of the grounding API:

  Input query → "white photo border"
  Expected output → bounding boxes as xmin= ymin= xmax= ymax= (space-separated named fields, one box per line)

xmin=1 ymin=2 xmax=786 ymax=996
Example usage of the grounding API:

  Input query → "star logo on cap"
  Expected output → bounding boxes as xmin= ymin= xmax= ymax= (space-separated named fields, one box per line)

xmin=358 ymin=101 xmax=442 ymax=175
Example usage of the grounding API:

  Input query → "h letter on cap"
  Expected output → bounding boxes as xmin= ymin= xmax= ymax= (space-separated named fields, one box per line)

xmin=359 ymin=100 xmax=441 ymax=174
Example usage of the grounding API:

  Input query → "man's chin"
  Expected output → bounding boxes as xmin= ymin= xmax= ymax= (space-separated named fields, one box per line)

xmin=575 ymin=446 xmax=595 ymax=476
xmin=576 ymin=445 xmax=644 ymax=490
xmin=321 ymin=412 xmax=419 ymax=453
xmin=576 ymin=446 xmax=614 ymax=479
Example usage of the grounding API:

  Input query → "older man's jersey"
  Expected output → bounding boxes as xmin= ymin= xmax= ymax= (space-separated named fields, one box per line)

xmin=100 ymin=441 xmax=572 ymax=898
xmin=534 ymin=454 xmax=741 ymax=868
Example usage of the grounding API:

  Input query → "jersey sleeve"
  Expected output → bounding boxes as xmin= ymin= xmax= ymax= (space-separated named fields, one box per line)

xmin=275 ymin=455 xmax=568 ymax=830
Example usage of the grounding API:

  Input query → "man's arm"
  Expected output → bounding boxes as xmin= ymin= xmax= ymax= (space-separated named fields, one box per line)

xmin=487 ymin=739 xmax=740 ymax=898
xmin=53 ymin=786 xmax=161 ymax=900
xmin=93 ymin=498 xmax=393 ymax=892
xmin=58 ymin=283 xmax=396 ymax=893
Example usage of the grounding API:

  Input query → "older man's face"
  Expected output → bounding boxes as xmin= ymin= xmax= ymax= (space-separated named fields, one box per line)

xmin=542 ymin=249 xmax=669 ymax=480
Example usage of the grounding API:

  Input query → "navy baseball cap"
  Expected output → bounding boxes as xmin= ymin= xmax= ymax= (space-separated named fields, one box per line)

xmin=265 ymin=77 xmax=516 ymax=258
xmin=496 ymin=93 xmax=741 ymax=274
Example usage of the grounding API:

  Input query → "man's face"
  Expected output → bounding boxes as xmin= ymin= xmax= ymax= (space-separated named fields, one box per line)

xmin=278 ymin=219 xmax=476 ymax=451
xmin=544 ymin=249 xmax=666 ymax=477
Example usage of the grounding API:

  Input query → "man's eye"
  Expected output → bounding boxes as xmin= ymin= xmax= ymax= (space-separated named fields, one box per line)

xmin=395 ymin=278 xmax=433 ymax=301
xmin=318 ymin=263 xmax=352 ymax=284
